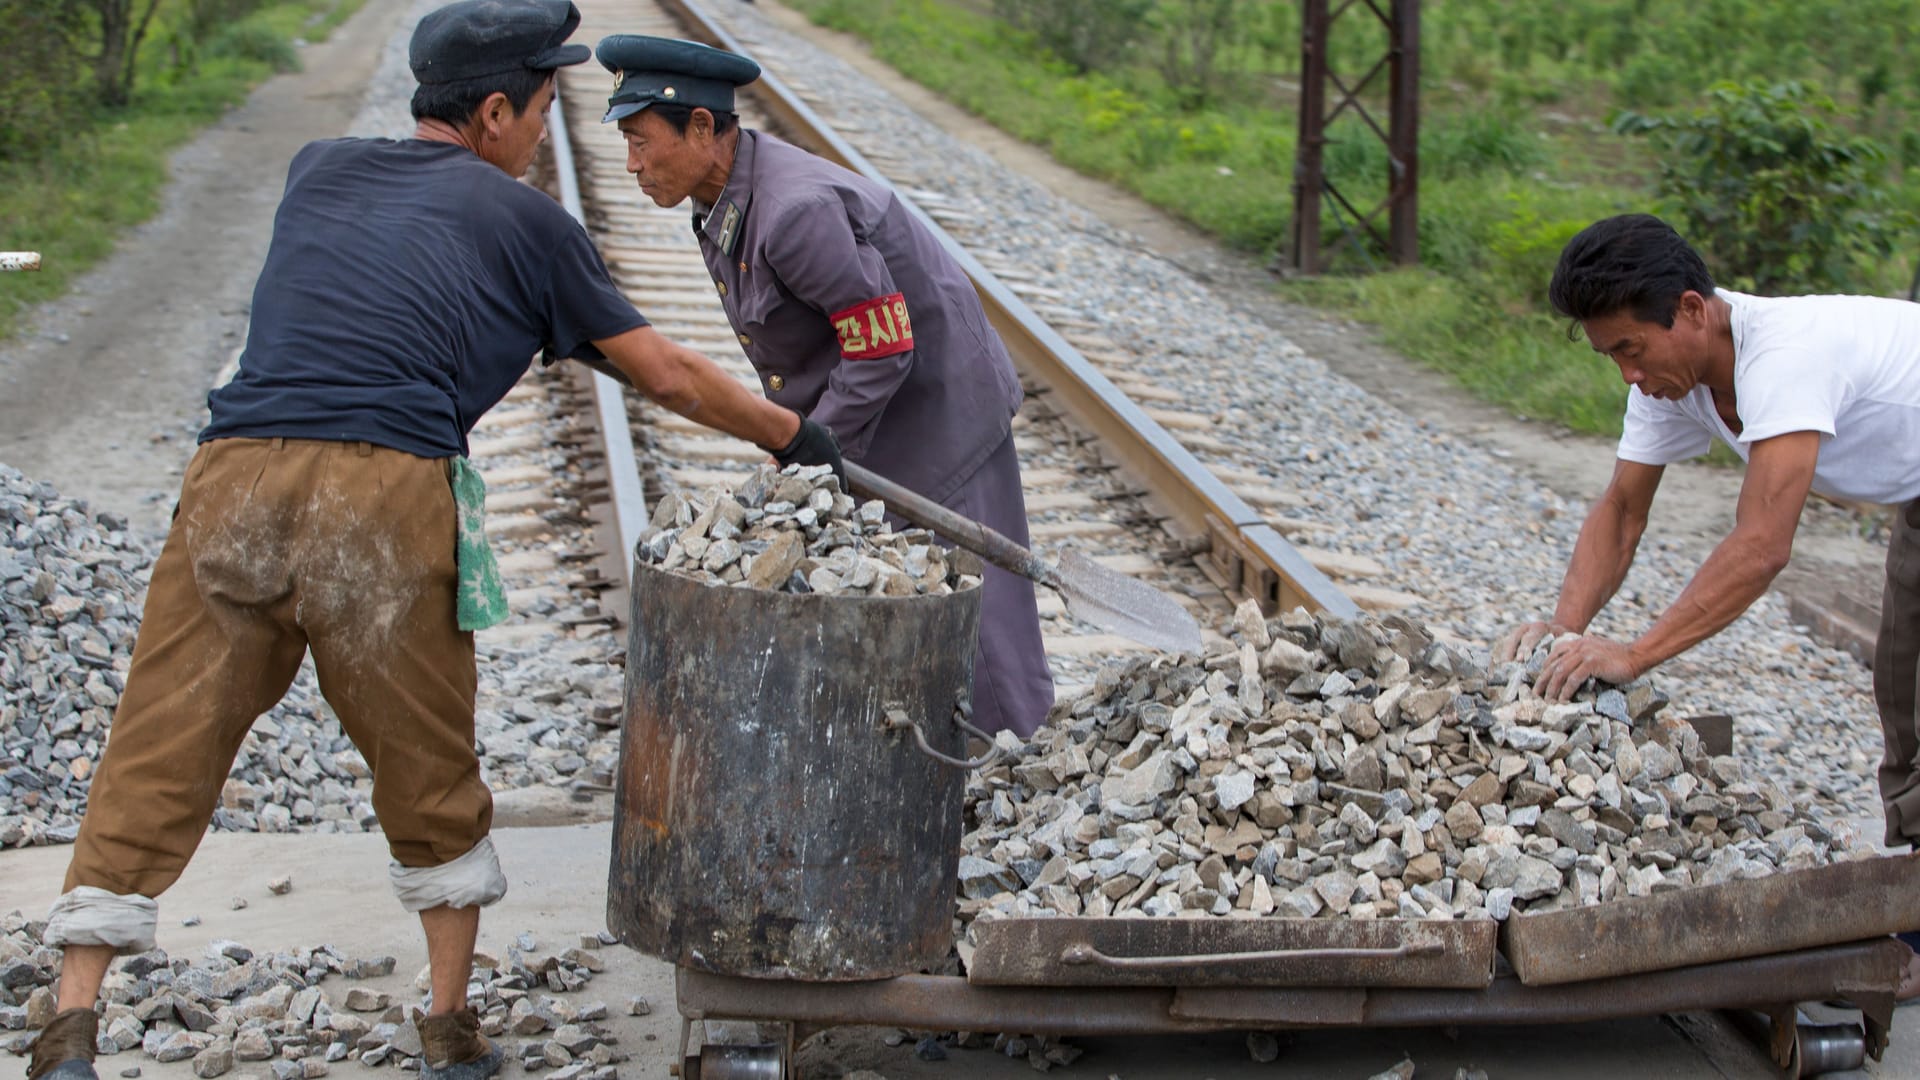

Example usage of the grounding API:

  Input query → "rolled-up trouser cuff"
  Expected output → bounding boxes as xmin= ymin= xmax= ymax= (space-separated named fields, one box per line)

xmin=45 ymin=886 xmax=160 ymax=954
xmin=390 ymin=835 xmax=508 ymax=912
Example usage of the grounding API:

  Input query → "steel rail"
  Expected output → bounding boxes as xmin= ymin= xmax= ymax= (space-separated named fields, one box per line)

xmin=653 ymin=0 xmax=1359 ymax=620
xmin=547 ymin=84 xmax=651 ymax=583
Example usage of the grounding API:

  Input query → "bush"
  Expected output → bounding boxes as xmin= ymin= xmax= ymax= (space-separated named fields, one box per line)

xmin=990 ymin=0 xmax=1152 ymax=74
xmin=206 ymin=21 xmax=300 ymax=71
xmin=1615 ymin=80 xmax=1911 ymax=294
xmin=1151 ymin=0 xmax=1240 ymax=109
xmin=185 ymin=0 xmax=271 ymax=40
xmin=1423 ymin=109 xmax=1546 ymax=182
xmin=1482 ymin=194 xmax=1590 ymax=299
xmin=154 ymin=0 xmax=277 ymax=77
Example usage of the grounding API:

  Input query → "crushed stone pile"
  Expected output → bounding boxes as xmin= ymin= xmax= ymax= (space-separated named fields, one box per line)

xmin=0 ymin=465 xmax=372 ymax=849
xmin=635 ymin=463 xmax=979 ymax=597
xmin=0 ymin=912 xmax=631 ymax=1078
xmin=957 ymin=601 xmax=1851 ymax=943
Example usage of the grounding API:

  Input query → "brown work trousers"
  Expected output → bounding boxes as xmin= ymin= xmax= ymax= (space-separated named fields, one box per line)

xmin=65 ymin=438 xmax=490 ymax=899
xmin=1878 ymin=497 xmax=1920 ymax=848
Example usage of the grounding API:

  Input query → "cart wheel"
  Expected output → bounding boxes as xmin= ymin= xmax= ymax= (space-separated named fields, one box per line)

xmin=683 ymin=1041 xmax=785 ymax=1080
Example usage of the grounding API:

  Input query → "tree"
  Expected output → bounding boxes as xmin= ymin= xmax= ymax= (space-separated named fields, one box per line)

xmin=990 ymin=0 xmax=1153 ymax=75
xmin=1614 ymin=81 xmax=1909 ymax=294
xmin=1154 ymin=0 xmax=1241 ymax=109
xmin=86 ymin=0 xmax=167 ymax=107
xmin=0 ymin=0 xmax=86 ymax=161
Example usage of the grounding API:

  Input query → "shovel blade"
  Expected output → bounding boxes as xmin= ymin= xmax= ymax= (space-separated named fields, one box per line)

xmin=1053 ymin=549 xmax=1205 ymax=656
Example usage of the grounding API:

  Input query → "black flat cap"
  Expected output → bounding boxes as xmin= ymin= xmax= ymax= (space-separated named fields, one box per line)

xmin=596 ymin=35 xmax=761 ymax=123
xmin=410 ymin=0 xmax=592 ymax=85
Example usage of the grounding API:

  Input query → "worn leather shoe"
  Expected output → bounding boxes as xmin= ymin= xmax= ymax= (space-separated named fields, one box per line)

xmin=27 ymin=1007 xmax=99 ymax=1080
xmin=418 ymin=1009 xmax=504 ymax=1080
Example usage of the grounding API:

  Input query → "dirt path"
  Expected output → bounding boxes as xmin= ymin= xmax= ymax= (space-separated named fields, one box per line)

xmin=0 ymin=0 xmax=412 ymax=541
xmin=747 ymin=0 xmax=1889 ymax=647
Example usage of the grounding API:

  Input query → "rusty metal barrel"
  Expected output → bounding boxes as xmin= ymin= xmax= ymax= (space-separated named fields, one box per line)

xmin=607 ymin=557 xmax=985 ymax=980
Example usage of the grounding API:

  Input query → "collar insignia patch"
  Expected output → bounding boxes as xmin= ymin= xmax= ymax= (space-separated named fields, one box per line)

xmin=718 ymin=201 xmax=742 ymax=256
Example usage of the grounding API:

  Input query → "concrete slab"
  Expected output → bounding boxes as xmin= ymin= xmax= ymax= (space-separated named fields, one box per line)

xmin=0 ymin=827 xmax=682 ymax=1078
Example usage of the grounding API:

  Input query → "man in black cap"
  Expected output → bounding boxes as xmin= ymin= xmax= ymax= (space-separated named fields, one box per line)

xmin=595 ymin=34 xmax=1056 ymax=738
xmin=23 ymin=6 xmax=839 ymax=1080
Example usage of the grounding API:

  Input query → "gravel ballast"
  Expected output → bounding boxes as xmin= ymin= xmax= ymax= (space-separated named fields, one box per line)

xmin=683 ymin=2 xmax=1888 ymax=836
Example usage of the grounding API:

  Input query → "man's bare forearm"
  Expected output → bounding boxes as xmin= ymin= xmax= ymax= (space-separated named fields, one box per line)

xmin=586 ymin=328 xmax=799 ymax=451
xmin=1624 ymin=431 xmax=1816 ymax=670
xmin=653 ymin=345 xmax=797 ymax=449
xmin=1625 ymin=527 xmax=1785 ymax=671
xmin=1550 ymin=495 xmax=1645 ymax=632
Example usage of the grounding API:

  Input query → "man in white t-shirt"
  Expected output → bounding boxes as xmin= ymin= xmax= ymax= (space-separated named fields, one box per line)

xmin=1494 ymin=213 xmax=1920 ymax=994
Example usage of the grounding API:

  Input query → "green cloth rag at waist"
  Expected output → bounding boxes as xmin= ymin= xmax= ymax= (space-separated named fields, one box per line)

xmin=451 ymin=456 xmax=509 ymax=632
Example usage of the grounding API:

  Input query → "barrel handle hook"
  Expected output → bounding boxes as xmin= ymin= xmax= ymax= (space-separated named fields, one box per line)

xmin=882 ymin=705 xmax=1002 ymax=770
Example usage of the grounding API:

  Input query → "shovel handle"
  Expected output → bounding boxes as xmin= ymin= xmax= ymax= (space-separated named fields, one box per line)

xmin=843 ymin=461 xmax=1055 ymax=588
xmin=559 ymin=363 xmax=1055 ymax=590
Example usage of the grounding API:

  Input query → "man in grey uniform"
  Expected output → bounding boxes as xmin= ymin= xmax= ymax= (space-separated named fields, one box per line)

xmin=593 ymin=34 xmax=1055 ymax=737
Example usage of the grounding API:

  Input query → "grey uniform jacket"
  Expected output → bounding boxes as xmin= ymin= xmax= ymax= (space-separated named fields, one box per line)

xmin=694 ymin=131 xmax=1023 ymax=502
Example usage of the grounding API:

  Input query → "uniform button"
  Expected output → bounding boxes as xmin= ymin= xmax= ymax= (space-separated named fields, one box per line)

xmin=739 ymin=261 xmax=748 ymax=272
xmin=715 ymin=281 xmax=727 ymax=296
xmin=768 ymin=374 xmax=785 ymax=391
xmin=737 ymin=333 xmax=751 ymax=346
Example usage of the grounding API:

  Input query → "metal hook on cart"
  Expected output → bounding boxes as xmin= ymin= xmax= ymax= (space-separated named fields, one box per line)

xmin=882 ymin=701 xmax=1003 ymax=770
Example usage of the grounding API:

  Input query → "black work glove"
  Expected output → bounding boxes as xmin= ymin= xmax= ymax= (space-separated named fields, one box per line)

xmin=773 ymin=416 xmax=846 ymax=491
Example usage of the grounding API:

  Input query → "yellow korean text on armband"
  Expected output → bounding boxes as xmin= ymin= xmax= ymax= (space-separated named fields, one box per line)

xmin=831 ymin=292 xmax=915 ymax=360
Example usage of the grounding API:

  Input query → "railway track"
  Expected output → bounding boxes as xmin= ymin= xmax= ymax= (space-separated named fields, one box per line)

xmin=122 ymin=3 xmax=1905 ymax=1075
xmin=477 ymin=0 xmax=1411 ymax=704
xmin=57 ymin=3 xmax=1893 ymax=1074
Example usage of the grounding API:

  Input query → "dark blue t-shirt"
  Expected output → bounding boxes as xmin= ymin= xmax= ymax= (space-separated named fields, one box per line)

xmin=201 ymin=138 xmax=646 ymax=458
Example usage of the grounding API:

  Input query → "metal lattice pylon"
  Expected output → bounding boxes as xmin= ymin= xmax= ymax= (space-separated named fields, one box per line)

xmin=1286 ymin=0 xmax=1420 ymax=274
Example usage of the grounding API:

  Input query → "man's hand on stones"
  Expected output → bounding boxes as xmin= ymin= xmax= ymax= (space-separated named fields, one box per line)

xmin=1493 ymin=620 xmax=1570 ymax=663
xmin=1535 ymin=633 xmax=1641 ymax=703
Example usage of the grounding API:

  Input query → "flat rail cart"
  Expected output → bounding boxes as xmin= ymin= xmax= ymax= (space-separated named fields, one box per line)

xmin=666 ymin=868 xmax=1913 ymax=1078
xmin=607 ymin=559 xmax=1919 ymax=1080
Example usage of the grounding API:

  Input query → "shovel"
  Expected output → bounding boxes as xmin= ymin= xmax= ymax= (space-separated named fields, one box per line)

xmin=844 ymin=461 xmax=1204 ymax=655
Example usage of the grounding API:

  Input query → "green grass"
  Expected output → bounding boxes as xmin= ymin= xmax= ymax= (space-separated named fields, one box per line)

xmin=0 ymin=0 xmax=366 ymax=343
xmin=786 ymin=0 xmax=1918 ymax=441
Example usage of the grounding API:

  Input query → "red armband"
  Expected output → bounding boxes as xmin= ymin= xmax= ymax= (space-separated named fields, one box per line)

xmin=830 ymin=293 xmax=915 ymax=360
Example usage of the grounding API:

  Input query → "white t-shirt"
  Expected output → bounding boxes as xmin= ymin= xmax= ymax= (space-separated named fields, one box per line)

xmin=1615 ymin=290 xmax=1920 ymax=504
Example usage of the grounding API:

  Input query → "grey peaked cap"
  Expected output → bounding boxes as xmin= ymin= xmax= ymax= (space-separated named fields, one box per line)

xmin=596 ymin=34 xmax=761 ymax=122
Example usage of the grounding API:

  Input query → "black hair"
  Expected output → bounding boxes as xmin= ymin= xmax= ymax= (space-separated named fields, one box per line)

xmin=410 ymin=67 xmax=554 ymax=127
xmin=1547 ymin=213 xmax=1716 ymax=329
xmin=648 ymin=103 xmax=740 ymax=138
